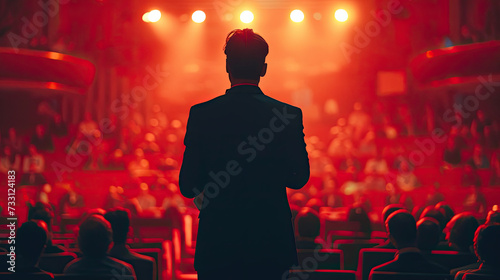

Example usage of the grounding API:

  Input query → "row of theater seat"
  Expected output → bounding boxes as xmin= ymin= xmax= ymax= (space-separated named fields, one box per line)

xmin=0 ymin=249 xmax=161 ymax=280
xmin=294 ymin=248 xmax=477 ymax=280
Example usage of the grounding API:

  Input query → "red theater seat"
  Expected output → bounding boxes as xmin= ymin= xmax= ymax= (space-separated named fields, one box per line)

xmin=333 ymin=239 xmax=383 ymax=271
xmin=357 ymin=248 xmax=397 ymax=280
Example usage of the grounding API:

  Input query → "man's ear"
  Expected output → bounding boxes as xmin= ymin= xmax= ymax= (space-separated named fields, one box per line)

xmin=260 ymin=63 xmax=267 ymax=77
xmin=226 ymin=59 xmax=230 ymax=74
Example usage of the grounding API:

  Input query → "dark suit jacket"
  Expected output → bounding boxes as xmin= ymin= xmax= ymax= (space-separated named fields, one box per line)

xmin=179 ymin=85 xmax=310 ymax=272
xmin=369 ymin=248 xmax=448 ymax=280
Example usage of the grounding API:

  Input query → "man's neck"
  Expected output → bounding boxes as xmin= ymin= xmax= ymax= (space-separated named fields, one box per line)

xmin=230 ymin=78 xmax=259 ymax=87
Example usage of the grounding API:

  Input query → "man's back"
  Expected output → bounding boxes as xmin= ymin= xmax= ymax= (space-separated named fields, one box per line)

xmin=180 ymin=85 xmax=309 ymax=271
xmin=109 ymin=246 xmax=155 ymax=280
xmin=64 ymin=256 xmax=135 ymax=277
xmin=369 ymin=249 xmax=448 ymax=280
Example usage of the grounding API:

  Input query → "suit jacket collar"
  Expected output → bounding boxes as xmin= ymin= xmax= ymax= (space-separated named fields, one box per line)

xmin=225 ymin=85 xmax=264 ymax=95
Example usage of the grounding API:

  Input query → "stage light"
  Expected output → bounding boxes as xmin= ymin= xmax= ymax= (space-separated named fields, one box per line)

xmin=240 ymin=10 xmax=254 ymax=23
xmin=335 ymin=9 xmax=348 ymax=22
xmin=313 ymin=12 xmax=322 ymax=20
xmin=142 ymin=12 xmax=150 ymax=22
xmin=290 ymin=9 xmax=304 ymax=23
xmin=192 ymin=10 xmax=206 ymax=23
xmin=147 ymin=9 xmax=161 ymax=22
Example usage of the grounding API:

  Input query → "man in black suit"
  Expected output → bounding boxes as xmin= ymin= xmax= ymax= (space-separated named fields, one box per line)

xmin=369 ymin=210 xmax=448 ymax=280
xmin=179 ymin=28 xmax=310 ymax=280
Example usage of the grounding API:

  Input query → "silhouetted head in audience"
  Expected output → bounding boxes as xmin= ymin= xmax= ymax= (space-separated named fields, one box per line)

xmin=17 ymin=221 xmax=48 ymax=267
xmin=486 ymin=208 xmax=500 ymax=225
xmin=28 ymin=202 xmax=54 ymax=233
xmin=104 ymin=207 xmax=131 ymax=245
xmin=420 ymin=206 xmax=446 ymax=232
xmin=224 ymin=29 xmax=268 ymax=83
xmin=295 ymin=208 xmax=320 ymax=239
xmin=435 ymin=202 xmax=454 ymax=224
xmin=474 ymin=224 xmax=500 ymax=266
xmin=386 ymin=210 xmax=416 ymax=249
xmin=78 ymin=215 xmax=113 ymax=258
xmin=446 ymin=213 xmax=479 ymax=253
xmin=416 ymin=217 xmax=441 ymax=253
xmin=382 ymin=204 xmax=404 ymax=224
xmin=348 ymin=205 xmax=372 ymax=237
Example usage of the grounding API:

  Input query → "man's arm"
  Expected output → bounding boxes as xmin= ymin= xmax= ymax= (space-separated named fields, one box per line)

xmin=179 ymin=106 xmax=203 ymax=198
xmin=286 ymin=108 xmax=310 ymax=189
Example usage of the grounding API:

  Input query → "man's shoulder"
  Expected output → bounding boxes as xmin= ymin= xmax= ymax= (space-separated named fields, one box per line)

xmin=371 ymin=259 xmax=398 ymax=272
xmin=107 ymin=256 xmax=136 ymax=272
xmin=119 ymin=250 xmax=155 ymax=264
xmin=190 ymin=91 xmax=301 ymax=113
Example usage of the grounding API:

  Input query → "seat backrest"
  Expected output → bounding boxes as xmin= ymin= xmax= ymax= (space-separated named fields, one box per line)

xmin=39 ymin=252 xmax=77 ymax=274
xmin=296 ymin=249 xmax=343 ymax=270
xmin=287 ymin=270 xmax=356 ymax=280
xmin=129 ymin=248 xmax=160 ymax=280
xmin=428 ymin=251 xmax=477 ymax=270
xmin=463 ymin=273 xmax=500 ymax=280
xmin=371 ymin=271 xmax=452 ymax=280
xmin=358 ymin=248 xmax=397 ymax=280
xmin=335 ymin=241 xmax=380 ymax=271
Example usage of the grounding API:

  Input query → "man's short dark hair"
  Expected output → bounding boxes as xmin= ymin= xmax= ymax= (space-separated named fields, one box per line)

xmin=104 ymin=207 xmax=131 ymax=244
xmin=28 ymin=202 xmax=54 ymax=231
xmin=224 ymin=28 xmax=269 ymax=80
xmin=386 ymin=210 xmax=416 ymax=248
xmin=382 ymin=204 xmax=404 ymax=223
xmin=448 ymin=213 xmax=479 ymax=252
xmin=78 ymin=215 xmax=113 ymax=257
xmin=417 ymin=217 xmax=441 ymax=251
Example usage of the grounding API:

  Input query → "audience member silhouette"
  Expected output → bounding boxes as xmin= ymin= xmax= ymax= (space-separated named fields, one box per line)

xmin=375 ymin=204 xmax=404 ymax=249
xmin=369 ymin=210 xmax=447 ymax=280
xmin=20 ymin=144 xmax=47 ymax=186
xmin=485 ymin=209 xmax=500 ymax=225
xmin=63 ymin=215 xmax=136 ymax=278
xmin=294 ymin=208 xmax=323 ymax=250
xmin=348 ymin=205 xmax=372 ymax=238
xmin=15 ymin=221 xmax=54 ymax=279
xmin=0 ymin=145 xmax=21 ymax=174
xmin=444 ymin=213 xmax=479 ymax=253
xmin=30 ymin=124 xmax=54 ymax=152
xmin=416 ymin=217 xmax=441 ymax=254
xmin=28 ymin=202 xmax=66 ymax=254
xmin=104 ymin=208 xmax=155 ymax=280
xmin=453 ymin=224 xmax=500 ymax=279
xmin=179 ymin=28 xmax=309 ymax=280
xmin=435 ymin=202 xmax=455 ymax=225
